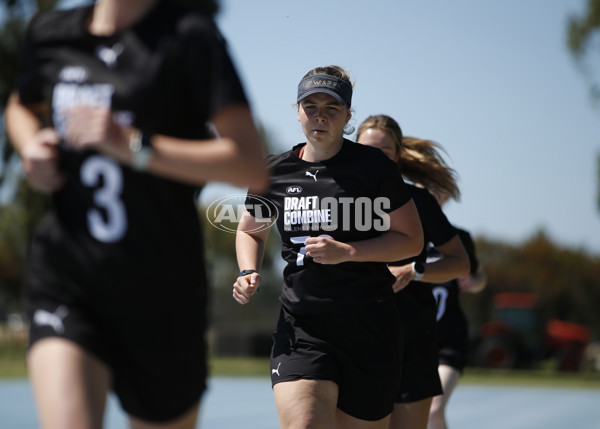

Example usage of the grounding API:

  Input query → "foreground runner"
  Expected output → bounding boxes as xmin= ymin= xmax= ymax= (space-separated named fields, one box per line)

xmin=5 ymin=1 xmax=267 ymax=428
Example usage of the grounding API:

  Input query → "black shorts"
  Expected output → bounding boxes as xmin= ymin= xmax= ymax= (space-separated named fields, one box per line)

xmin=437 ymin=305 xmax=469 ymax=372
xmin=438 ymin=346 xmax=468 ymax=372
xmin=26 ymin=263 xmax=208 ymax=422
xmin=395 ymin=284 xmax=442 ymax=403
xmin=270 ymin=304 xmax=404 ymax=421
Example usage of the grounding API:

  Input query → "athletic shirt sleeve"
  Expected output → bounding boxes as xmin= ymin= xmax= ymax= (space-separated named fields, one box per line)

xmin=375 ymin=153 xmax=412 ymax=213
xmin=178 ymin=13 xmax=249 ymax=120
xmin=15 ymin=9 xmax=67 ymax=104
xmin=456 ymin=227 xmax=479 ymax=274
xmin=392 ymin=185 xmax=456 ymax=266
xmin=413 ymin=186 xmax=456 ymax=248
xmin=244 ymin=153 xmax=278 ymax=218
xmin=14 ymin=18 xmax=40 ymax=103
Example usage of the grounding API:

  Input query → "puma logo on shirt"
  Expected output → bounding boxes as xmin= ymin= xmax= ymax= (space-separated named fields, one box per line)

xmin=305 ymin=170 xmax=319 ymax=181
xmin=95 ymin=43 xmax=123 ymax=69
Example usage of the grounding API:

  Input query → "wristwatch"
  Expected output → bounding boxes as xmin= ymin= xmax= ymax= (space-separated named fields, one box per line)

xmin=411 ymin=262 xmax=425 ymax=281
xmin=129 ymin=130 xmax=154 ymax=172
xmin=238 ymin=269 xmax=259 ymax=277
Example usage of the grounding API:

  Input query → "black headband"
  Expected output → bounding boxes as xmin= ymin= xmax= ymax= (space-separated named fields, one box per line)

xmin=297 ymin=74 xmax=353 ymax=106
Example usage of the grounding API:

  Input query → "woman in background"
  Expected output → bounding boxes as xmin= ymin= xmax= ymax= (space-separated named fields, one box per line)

xmin=357 ymin=116 xmax=470 ymax=429
xmin=427 ymin=193 xmax=487 ymax=429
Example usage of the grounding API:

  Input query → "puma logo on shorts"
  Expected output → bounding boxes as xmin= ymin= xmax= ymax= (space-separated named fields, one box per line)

xmin=33 ymin=305 xmax=69 ymax=334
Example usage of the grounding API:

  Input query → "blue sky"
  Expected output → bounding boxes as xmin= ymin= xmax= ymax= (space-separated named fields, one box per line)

xmin=200 ymin=0 xmax=600 ymax=254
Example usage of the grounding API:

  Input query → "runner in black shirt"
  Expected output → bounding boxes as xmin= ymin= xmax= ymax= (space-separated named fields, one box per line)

xmin=5 ymin=1 xmax=267 ymax=428
xmin=357 ymin=116 xmax=470 ymax=429
xmin=428 ymin=219 xmax=487 ymax=429
xmin=233 ymin=66 xmax=424 ymax=429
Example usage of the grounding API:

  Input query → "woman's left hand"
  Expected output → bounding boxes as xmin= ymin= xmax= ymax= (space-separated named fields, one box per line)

xmin=388 ymin=264 xmax=414 ymax=293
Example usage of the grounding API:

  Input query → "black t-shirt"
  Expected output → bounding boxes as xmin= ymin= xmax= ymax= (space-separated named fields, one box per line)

xmin=457 ymin=227 xmax=479 ymax=275
xmin=393 ymin=185 xmax=458 ymax=326
xmin=16 ymin=1 xmax=248 ymax=300
xmin=248 ymin=140 xmax=413 ymax=314
xmin=432 ymin=227 xmax=479 ymax=332
xmin=392 ymin=185 xmax=456 ymax=266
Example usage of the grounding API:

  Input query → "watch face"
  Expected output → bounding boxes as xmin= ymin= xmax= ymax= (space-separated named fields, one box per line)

xmin=414 ymin=262 xmax=425 ymax=274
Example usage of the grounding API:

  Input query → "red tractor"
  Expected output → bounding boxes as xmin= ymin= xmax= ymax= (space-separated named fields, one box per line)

xmin=472 ymin=293 xmax=590 ymax=371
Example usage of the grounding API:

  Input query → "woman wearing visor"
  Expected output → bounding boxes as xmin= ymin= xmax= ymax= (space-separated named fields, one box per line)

xmin=233 ymin=65 xmax=423 ymax=429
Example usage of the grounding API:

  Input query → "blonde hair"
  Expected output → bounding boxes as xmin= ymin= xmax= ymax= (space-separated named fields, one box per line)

xmin=357 ymin=114 xmax=460 ymax=201
xmin=400 ymin=137 xmax=461 ymax=202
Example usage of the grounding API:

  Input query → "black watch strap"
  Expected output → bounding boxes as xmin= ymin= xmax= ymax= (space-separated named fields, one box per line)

xmin=238 ymin=269 xmax=259 ymax=277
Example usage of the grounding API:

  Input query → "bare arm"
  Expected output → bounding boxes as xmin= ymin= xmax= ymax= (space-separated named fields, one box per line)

xmin=388 ymin=234 xmax=470 ymax=293
xmin=68 ymin=102 xmax=268 ymax=191
xmin=150 ymin=104 xmax=268 ymax=191
xmin=304 ymin=198 xmax=424 ymax=264
xmin=232 ymin=209 xmax=272 ymax=305
xmin=421 ymin=235 xmax=470 ymax=283
xmin=11 ymin=94 xmax=268 ymax=192
xmin=458 ymin=266 xmax=487 ymax=293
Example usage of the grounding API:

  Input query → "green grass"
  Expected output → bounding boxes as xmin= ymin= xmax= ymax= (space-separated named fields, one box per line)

xmin=209 ymin=356 xmax=270 ymax=377
xmin=461 ymin=366 xmax=600 ymax=389
xmin=2 ymin=345 xmax=599 ymax=390
xmin=0 ymin=343 xmax=28 ymax=378
xmin=209 ymin=357 xmax=600 ymax=389
xmin=0 ymin=343 xmax=273 ymax=379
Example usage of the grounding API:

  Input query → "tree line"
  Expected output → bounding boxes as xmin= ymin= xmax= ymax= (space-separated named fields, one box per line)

xmin=2 ymin=195 xmax=600 ymax=355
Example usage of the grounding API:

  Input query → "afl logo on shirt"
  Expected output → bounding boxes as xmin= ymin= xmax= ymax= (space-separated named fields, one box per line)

xmin=286 ymin=186 xmax=303 ymax=195
xmin=206 ymin=194 xmax=278 ymax=233
xmin=59 ymin=66 xmax=88 ymax=83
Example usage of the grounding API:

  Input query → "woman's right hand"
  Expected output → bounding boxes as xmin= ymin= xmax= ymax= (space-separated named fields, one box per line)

xmin=232 ymin=272 xmax=262 ymax=305
xmin=19 ymin=127 xmax=65 ymax=192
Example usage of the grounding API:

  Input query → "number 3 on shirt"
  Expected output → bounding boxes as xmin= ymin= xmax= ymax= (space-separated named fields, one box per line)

xmin=81 ymin=155 xmax=127 ymax=243
xmin=290 ymin=234 xmax=333 ymax=266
